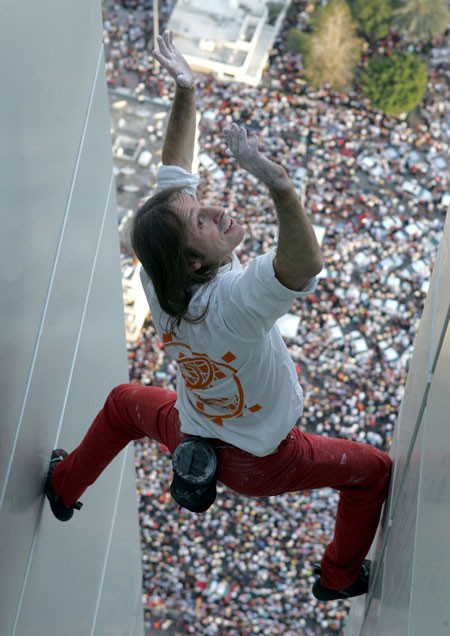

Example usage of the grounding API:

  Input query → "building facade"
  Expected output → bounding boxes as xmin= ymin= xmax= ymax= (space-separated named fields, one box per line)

xmin=345 ymin=213 xmax=450 ymax=635
xmin=0 ymin=3 xmax=144 ymax=635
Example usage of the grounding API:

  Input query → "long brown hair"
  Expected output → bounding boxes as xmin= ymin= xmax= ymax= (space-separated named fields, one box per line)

xmin=131 ymin=187 xmax=223 ymax=329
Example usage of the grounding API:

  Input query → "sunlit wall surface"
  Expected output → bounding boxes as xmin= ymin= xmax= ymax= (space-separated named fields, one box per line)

xmin=0 ymin=2 xmax=144 ymax=635
xmin=345 ymin=213 xmax=450 ymax=635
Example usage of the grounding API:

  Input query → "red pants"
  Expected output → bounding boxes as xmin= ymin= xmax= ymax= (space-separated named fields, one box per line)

xmin=53 ymin=384 xmax=392 ymax=590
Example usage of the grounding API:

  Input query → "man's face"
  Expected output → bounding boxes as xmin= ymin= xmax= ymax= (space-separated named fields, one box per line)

xmin=171 ymin=192 xmax=245 ymax=270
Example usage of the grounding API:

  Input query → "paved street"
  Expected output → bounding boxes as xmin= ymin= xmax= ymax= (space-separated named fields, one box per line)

xmin=108 ymin=90 xmax=169 ymax=249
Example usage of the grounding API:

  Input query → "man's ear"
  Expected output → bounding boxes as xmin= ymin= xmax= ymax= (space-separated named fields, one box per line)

xmin=190 ymin=259 xmax=202 ymax=271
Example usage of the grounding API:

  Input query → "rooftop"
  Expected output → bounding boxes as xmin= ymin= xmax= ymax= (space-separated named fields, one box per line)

xmin=167 ymin=0 xmax=291 ymax=85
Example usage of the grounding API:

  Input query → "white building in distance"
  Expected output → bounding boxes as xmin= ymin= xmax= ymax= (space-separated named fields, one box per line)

xmin=167 ymin=0 xmax=292 ymax=86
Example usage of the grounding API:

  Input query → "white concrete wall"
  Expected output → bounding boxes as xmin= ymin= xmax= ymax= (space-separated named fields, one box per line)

xmin=0 ymin=2 xmax=144 ymax=635
xmin=345 ymin=213 xmax=450 ymax=635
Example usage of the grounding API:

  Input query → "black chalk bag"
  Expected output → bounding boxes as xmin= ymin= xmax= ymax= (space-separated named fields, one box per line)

xmin=170 ymin=438 xmax=218 ymax=513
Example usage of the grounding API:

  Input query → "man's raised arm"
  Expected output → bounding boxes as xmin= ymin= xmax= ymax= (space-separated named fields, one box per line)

xmin=224 ymin=123 xmax=323 ymax=290
xmin=152 ymin=30 xmax=196 ymax=171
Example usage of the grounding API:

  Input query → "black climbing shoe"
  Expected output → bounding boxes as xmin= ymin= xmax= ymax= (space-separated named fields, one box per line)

xmin=44 ymin=449 xmax=83 ymax=522
xmin=312 ymin=560 xmax=371 ymax=601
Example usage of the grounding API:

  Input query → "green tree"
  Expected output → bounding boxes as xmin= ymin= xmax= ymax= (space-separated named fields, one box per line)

xmin=361 ymin=51 xmax=428 ymax=115
xmin=301 ymin=0 xmax=363 ymax=89
xmin=286 ymin=28 xmax=309 ymax=55
xmin=347 ymin=0 xmax=394 ymax=39
xmin=392 ymin=0 xmax=450 ymax=40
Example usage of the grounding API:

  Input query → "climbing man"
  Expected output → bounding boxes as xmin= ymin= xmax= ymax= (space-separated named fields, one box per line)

xmin=44 ymin=30 xmax=392 ymax=602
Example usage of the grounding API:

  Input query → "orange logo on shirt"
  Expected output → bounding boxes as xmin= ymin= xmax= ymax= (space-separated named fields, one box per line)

xmin=162 ymin=332 xmax=262 ymax=425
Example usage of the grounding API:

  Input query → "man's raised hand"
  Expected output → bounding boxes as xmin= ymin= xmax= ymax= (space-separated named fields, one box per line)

xmin=152 ymin=30 xmax=194 ymax=89
xmin=224 ymin=123 xmax=288 ymax=190
xmin=224 ymin=123 xmax=259 ymax=166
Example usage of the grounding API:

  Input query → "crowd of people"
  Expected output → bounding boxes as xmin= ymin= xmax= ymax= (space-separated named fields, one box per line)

xmin=103 ymin=1 xmax=449 ymax=634
xmin=137 ymin=450 xmax=346 ymax=635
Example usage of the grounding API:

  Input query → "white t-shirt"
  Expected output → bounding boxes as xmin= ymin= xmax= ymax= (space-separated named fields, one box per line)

xmin=139 ymin=165 xmax=318 ymax=456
